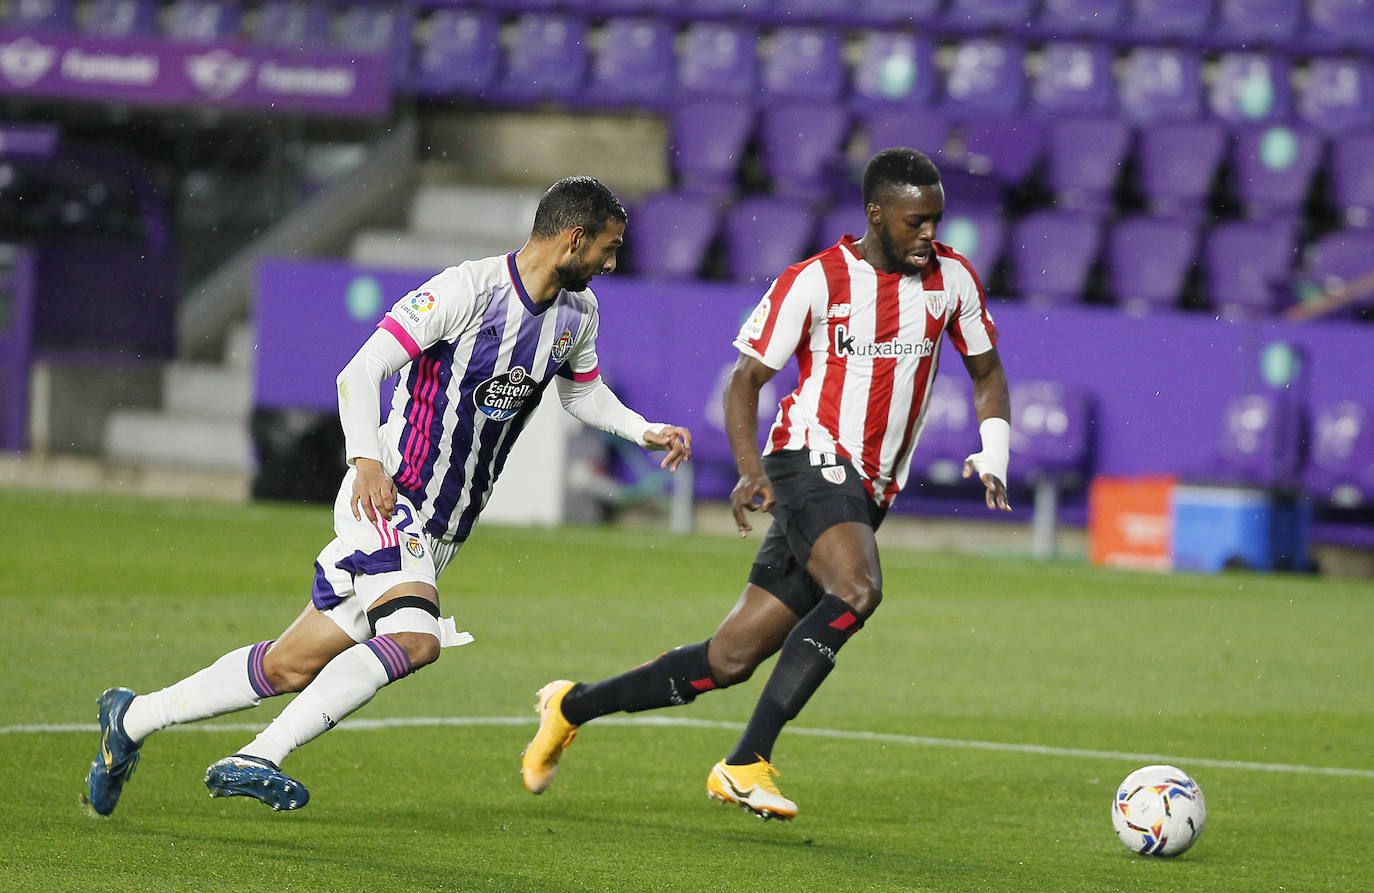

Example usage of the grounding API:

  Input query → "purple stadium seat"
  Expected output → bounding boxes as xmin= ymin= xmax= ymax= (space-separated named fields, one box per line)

xmin=1215 ymin=0 xmax=1304 ymax=47
xmin=1125 ymin=0 xmax=1214 ymax=42
xmin=854 ymin=0 xmax=944 ymax=27
xmin=1306 ymin=0 xmax=1374 ymax=53
xmin=1209 ymin=53 xmax=1295 ymax=126
xmin=759 ymin=101 xmax=851 ymax=200
xmin=333 ymin=4 xmax=414 ymax=83
xmin=1044 ymin=117 xmax=1132 ymax=214
xmin=677 ymin=22 xmax=759 ymax=102
xmin=5 ymin=0 xmax=75 ymax=31
xmin=723 ymin=197 xmax=818 ymax=283
xmin=1105 ymin=215 xmax=1200 ymax=314
xmin=1203 ymin=220 xmax=1299 ymax=318
xmin=588 ymin=17 xmax=676 ymax=110
xmin=938 ymin=207 xmax=1007 ymax=285
xmin=1329 ymin=133 xmax=1374 ymax=226
xmin=761 ymin=26 xmax=845 ymax=103
xmin=413 ymin=7 xmax=501 ymax=100
xmin=497 ymin=14 xmax=589 ymax=105
xmin=1035 ymin=0 xmax=1126 ymax=36
xmin=163 ymin=0 xmax=240 ymax=42
xmin=1210 ymin=392 xmax=1303 ymax=487
xmin=954 ymin=115 xmax=1045 ymax=186
xmin=1118 ymin=46 xmax=1205 ymax=124
xmin=669 ymin=99 xmax=755 ymax=197
xmin=480 ymin=0 xmax=559 ymax=11
xmin=1299 ymin=57 xmax=1374 ymax=135
xmin=680 ymin=0 xmax=776 ymax=21
xmin=818 ymin=202 xmax=869 ymax=248
xmin=1300 ymin=227 xmax=1374 ymax=312
xmin=944 ymin=0 xmax=1036 ymax=32
xmin=939 ymin=169 xmax=1009 ymax=215
xmin=567 ymin=0 xmax=676 ymax=13
xmin=850 ymin=32 xmax=939 ymax=113
xmin=1305 ymin=400 xmax=1374 ymax=507
xmin=1136 ymin=120 xmax=1227 ymax=219
xmin=1007 ymin=210 xmax=1102 ymax=306
xmin=627 ymin=191 xmax=723 ymax=280
xmin=1231 ymin=124 xmax=1325 ymax=220
xmin=941 ymin=39 xmax=1027 ymax=119
xmin=251 ymin=0 xmax=330 ymax=49
xmin=1030 ymin=41 xmax=1116 ymax=118
xmin=912 ymin=374 xmax=978 ymax=486
xmin=858 ymin=109 xmax=952 ymax=162
xmin=83 ymin=0 xmax=158 ymax=38
xmin=1009 ymin=380 xmax=1093 ymax=484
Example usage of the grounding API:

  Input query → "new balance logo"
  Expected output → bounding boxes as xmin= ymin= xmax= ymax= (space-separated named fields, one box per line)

xmin=476 ymin=325 xmax=501 ymax=341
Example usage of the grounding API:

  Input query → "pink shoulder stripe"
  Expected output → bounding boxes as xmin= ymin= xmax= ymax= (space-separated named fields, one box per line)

xmin=377 ymin=315 xmax=421 ymax=359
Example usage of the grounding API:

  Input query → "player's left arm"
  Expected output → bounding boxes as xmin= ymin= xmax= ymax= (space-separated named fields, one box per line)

xmin=960 ymin=347 xmax=1012 ymax=512
xmin=556 ymin=375 xmax=692 ymax=472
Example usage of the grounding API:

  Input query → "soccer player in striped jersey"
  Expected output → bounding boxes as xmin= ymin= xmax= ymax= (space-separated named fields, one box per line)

xmin=85 ymin=176 xmax=692 ymax=815
xmin=523 ymin=149 xmax=1011 ymax=821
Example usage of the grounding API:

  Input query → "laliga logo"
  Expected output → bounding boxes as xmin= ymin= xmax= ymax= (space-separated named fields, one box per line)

xmin=0 ymin=37 xmax=57 ymax=87
xmin=186 ymin=49 xmax=252 ymax=98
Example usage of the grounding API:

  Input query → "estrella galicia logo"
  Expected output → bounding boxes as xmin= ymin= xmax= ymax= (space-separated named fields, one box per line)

xmin=473 ymin=365 xmax=538 ymax=422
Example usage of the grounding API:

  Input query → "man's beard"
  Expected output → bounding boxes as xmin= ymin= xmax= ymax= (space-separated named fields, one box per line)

xmin=554 ymin=260 xmax=592 ymax=293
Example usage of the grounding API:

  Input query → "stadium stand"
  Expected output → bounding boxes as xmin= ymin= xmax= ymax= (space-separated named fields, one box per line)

xmin=1136 ymin=120 xmax=1228 ymax=220
xmin=1105 ymin=215 xmax=1201 ymax=314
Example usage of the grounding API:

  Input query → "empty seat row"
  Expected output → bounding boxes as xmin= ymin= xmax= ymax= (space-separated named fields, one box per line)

xmin=410 ymin=12 xmax=1374 ymax=137
xmin=624 ymin=189 xmax=1374 ymax=322
xmin=414 ymin=0 xmax=1374 ymax=56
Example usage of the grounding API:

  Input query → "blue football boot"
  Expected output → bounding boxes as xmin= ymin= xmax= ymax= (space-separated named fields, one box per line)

xmin=204 ymin=754 xmax=310 ymax=811
xmin=85 ymin=687 xmax=141 ymax=816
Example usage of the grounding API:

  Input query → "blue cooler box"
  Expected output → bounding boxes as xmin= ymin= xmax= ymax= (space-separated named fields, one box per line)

xmin=1170 ymin=485 xmax=1312 ymax=573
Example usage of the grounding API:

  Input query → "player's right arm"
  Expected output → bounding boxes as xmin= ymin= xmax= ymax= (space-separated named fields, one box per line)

xmin=723 ymin=353 xmax=779 ymax=536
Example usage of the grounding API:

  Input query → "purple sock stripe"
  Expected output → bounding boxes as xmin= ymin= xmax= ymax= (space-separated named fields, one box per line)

xmin=365 ymin=636 xmax=412 ymax=683
xmin=247 ymin=640 xmax=278 ymax=698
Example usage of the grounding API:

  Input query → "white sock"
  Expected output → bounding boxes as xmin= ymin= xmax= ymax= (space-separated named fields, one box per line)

xmin=122 ymin=642 xmax=276 ymax=743
xmin=238 ymin=641 xmax=400 ymax=767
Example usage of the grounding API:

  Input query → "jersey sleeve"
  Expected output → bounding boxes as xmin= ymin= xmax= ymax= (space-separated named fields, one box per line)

xmin=945 ymin=261 xmax=999 ymax=357
xmin=376 ymin=266 xmax=477 ymax=359
xmin=732 ymin=264 xmax=820 ymax=370
xmin=560 ymin=295 xmax=601 ymax=383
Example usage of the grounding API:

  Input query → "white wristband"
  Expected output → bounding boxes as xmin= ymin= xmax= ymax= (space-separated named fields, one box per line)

xmin=972 ymin=417 xmax=1010 ymax=484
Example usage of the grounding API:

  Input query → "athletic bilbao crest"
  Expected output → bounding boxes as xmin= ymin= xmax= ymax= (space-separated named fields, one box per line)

xmin=822 ymin=465 xmax=847 ymax=485
xmin=925 ymin=291 xmax=948 ymax=319
xmin=474 ymin=365 xmax=538 ymax=422
xmin=551 ymin=328 xmax=573 ymax=363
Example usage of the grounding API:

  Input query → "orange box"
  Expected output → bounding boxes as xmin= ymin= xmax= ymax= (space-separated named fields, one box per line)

xmin=1088 ymin=475 xmax=1179 ymax=571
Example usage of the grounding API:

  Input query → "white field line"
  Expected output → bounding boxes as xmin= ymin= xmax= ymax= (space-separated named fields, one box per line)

xmin=5 ymin=714 xmax=1372 ymax=779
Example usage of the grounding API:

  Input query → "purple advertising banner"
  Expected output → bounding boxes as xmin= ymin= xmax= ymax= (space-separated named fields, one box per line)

xmin=255 ymin=256 xmax=1374 ymax=505
xmin=0 ymin=30 xmax=390 ymax=117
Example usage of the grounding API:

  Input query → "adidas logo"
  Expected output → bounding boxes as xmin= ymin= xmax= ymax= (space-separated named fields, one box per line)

xmin=476 ymin=325 xmax=501 ymax=341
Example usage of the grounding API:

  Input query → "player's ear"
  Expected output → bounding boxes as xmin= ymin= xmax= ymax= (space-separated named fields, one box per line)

xmin=865 ymin=202 xmax=882 ymax=227
xmin=565 ymin=225 xmax=586 ymax=254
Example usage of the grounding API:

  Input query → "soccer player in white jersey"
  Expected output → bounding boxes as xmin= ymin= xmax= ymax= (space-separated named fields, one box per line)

xmin=522 ymin=148 xmax=1012 ymax=820
xmin=85 ymin=176 xmax=692 ymax=815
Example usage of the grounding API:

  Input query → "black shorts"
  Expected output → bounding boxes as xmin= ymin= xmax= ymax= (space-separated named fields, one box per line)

xmin=746 ymin=449 xmax=886 ymax=617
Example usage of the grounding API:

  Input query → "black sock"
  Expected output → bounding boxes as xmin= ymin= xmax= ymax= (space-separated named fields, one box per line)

xmin=561 ymin=640 xmax=719 ymax=726
xmin=727 ymin=594 xmax=862 ymax=765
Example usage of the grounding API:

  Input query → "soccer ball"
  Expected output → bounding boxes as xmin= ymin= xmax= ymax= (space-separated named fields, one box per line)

xmin=1111 ymin=764 xmax=1206 ymax=857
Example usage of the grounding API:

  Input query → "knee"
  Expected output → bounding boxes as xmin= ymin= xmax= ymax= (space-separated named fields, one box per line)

xmin=707 ymin=643 xmax=760 ymax=687
xmin=834 ymin=583 xmax=882 ymax=620
xmin=384 ymin=631 xmax=441 ymax=670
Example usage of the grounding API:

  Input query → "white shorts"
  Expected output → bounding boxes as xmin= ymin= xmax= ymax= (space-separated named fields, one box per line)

xmin=310 ymin=467 xmax=466 ymax=643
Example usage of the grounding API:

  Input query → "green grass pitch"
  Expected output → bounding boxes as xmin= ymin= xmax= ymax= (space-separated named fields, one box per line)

xmin=1 ymin=488 xmax=1371 ymax=892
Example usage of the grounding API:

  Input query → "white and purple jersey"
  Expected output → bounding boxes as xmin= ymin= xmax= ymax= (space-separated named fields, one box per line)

xmin=373 ymin=253 xmax=600 ymax=542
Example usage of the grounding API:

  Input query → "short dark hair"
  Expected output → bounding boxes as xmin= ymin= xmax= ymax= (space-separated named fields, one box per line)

xmin=862 ymin=148 xmax=942 ymax=207
xmin=530 ymin=176 xmax=627 ymax=241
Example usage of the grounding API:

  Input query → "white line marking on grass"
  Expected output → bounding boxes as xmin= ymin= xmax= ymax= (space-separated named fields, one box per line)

xmin=8 ymin=715 xmax=1372 ymax=779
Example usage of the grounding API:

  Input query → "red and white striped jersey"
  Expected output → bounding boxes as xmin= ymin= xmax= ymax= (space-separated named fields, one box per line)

xmin=734 ymin=235 xmax=998 ymax=507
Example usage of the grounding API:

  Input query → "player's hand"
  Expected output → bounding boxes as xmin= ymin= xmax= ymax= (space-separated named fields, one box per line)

xmin=962 ymin=457 xmax=1011 ymax=513
xmin=644 ymin=425 xmax=693 ymax=472
xmin=730 ymin=470 xmax=774 ymax=537
xmin=351 ymin=458 xmax=397 ymax=522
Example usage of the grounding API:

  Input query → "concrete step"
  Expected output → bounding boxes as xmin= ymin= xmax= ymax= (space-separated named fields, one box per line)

xmin=224 ymin=320 xmax=256 ymax=373
xmin=350 ymin=229 xmax=515 ymax=270
xmin=105 ymin=409 xmax=253 ymax=473
xmin=408 ymin=184 xmax=543 ymax=241
xmin=163 ymin=362 xmax=251 ymax=419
